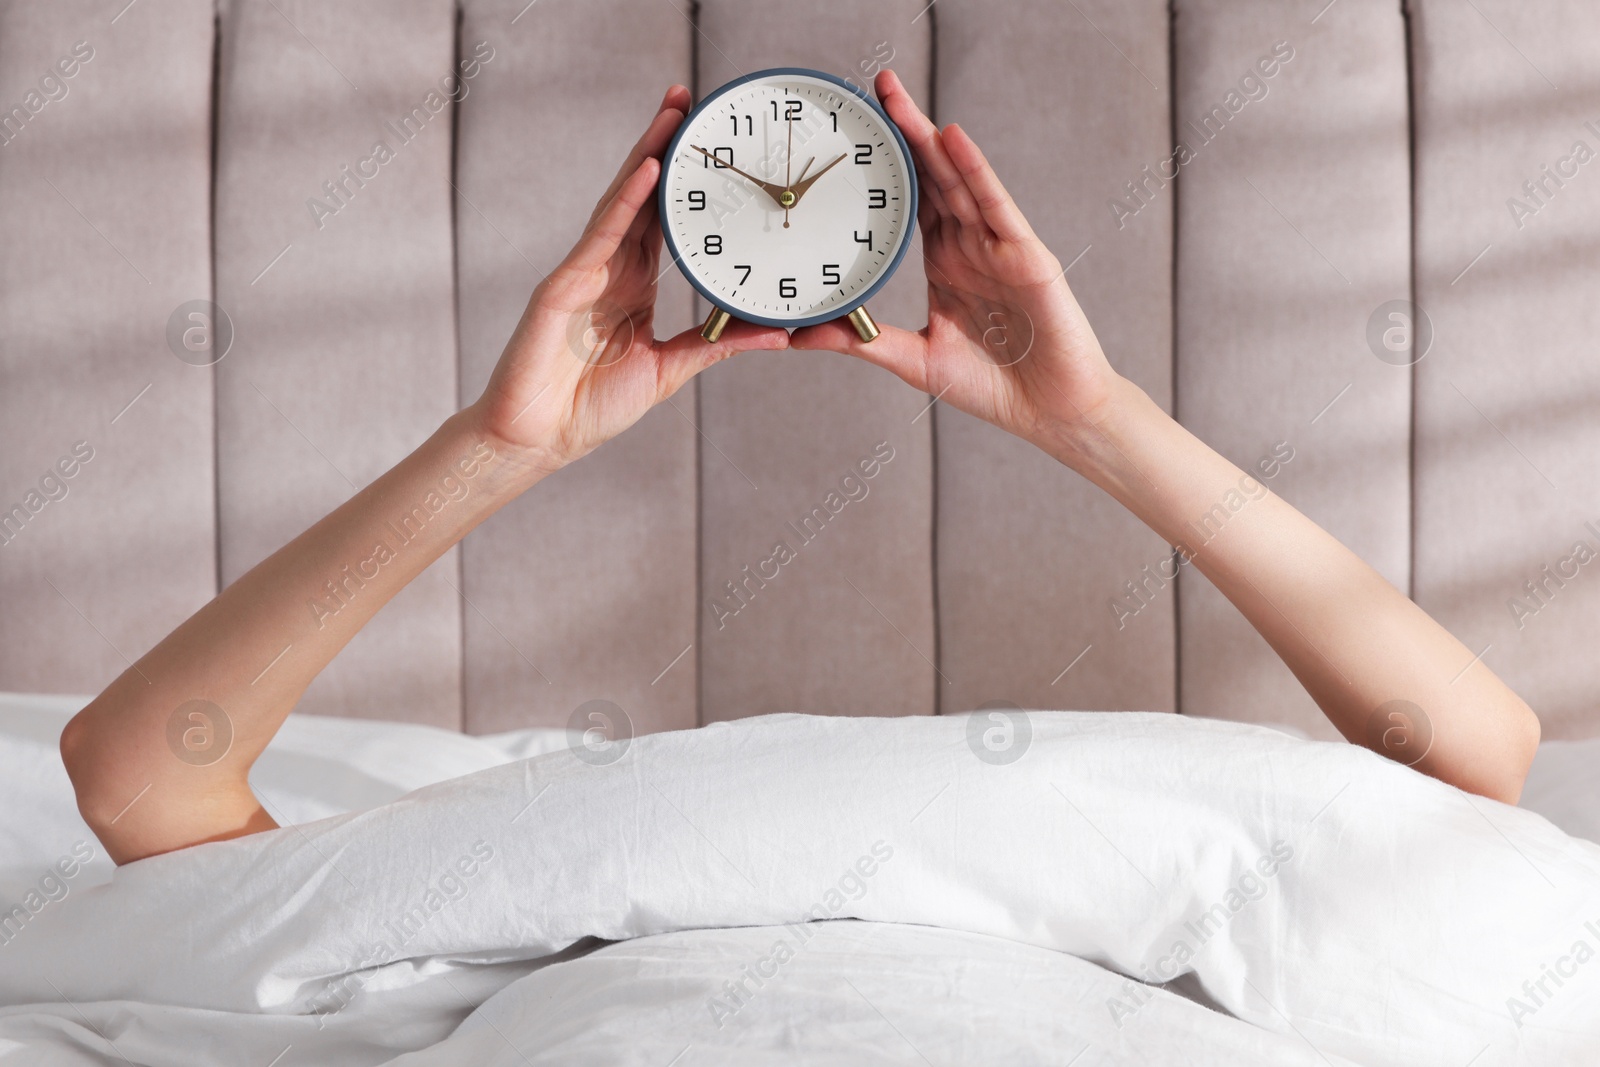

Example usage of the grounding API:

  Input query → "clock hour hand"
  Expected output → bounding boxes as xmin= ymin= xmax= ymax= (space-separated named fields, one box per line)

xmin=688 ymin=145 xmax=787 ymax=207
xmin=786 ymin=153 xmax=848 ymax=207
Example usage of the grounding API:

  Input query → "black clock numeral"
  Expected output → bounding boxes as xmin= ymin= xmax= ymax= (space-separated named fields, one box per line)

xmin=704 ymin=146 xmax=733 ymax=169
xmin=735 ymin=264 xmax=752 ymax=285
xmin=853 ymin=230 xmax=873 ymax=251
xmin=855 ymin=143 xmax=872 ymax=165
xmin=822 ymin=263 xmax=840 ymax=286
xmin=830 ymin=111 xmax=838 ymax=133
xmin=705 ymin=234 xmax=723 ymax=255
xmin=730 ymin=114 xmax=752 ymax=136
xmin=688 ymin=190 xmax=706 ymax=211
xmin=785 ymin=99 xmax=802 ymax=120
xmin=779 ymin=277 xmax=797 ymax=299
xmin=868 ymin=188 xmax=887 ymax=209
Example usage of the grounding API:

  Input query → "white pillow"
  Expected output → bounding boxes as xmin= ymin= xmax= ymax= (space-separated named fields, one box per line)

xmin=0 ymin=691 xmax=570 ymax=902
xmin=3 ymin=710 xmax=1596 ymax=1067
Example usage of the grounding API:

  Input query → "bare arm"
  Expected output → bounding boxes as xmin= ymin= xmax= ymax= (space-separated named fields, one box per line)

xmin=794 ymin=71 xmax=1539 ymax=803
xmin=61 ymin=415 xmax=524 ymax=864
xmin=62 ymin=86 xmax=790 ymax=864
xmin=1066 ymin=380 xmax=1539 ymax=803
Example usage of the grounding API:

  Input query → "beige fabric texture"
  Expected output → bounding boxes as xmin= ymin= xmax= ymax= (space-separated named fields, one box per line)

xmin=0 ymin=2 xmax=216 ymax=693
xmin=694 ymin=0 xmax=936 ymax=724
xmin=934 ymin=0 xmax=1175 ymax=718
xmin=1173 ymin=0 xmax=1412 ymax=737
xmin=215 ymin=0 xmax=463 ymax=726
xmin=1 ymin=0 xmax=1596 ymax=740
xmin=1409 ymin=0 xmax=1600 ymax=740
xmin=455 ymin=0 xmax=698 ymax=735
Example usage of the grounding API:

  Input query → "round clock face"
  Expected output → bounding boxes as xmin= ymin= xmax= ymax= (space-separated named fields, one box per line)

xmin=660 ymin=69 xmax=917 ymax=328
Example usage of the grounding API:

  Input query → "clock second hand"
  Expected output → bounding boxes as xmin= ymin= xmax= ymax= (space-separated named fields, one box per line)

xmin=785 ymin=115 xmax=795 ymax=227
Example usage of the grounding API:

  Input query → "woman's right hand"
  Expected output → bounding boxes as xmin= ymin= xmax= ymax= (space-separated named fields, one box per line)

xmin=471 ymin=86 xmax=791 ymax=488
xmin=789 ymin=70 xmax=1126 ymax=464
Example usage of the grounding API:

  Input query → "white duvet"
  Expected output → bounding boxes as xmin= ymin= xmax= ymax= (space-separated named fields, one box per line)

xmin=1 ymin=702 xmax=1598 ymax=1065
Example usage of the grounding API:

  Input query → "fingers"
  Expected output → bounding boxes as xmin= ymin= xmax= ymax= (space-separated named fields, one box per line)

xmin=941 ymin=123 xmax=1036 ymax=243
xmin=790 ymin=318 xmax=932 ymax=393
xmin=587 ymin=85 xmax=691 ymax=227
xmin=622 ymin=164 xmax=664 ymax=251
xmin=913 ymin=159 xmax=942 ymax=235
xmin=564 ymin=156 xmax=659 ymax=275
xmin=655 ymin=319 xmax=790 ymax=393
xmin=910 ymin=150 xmax=950 ymax=221
xmin=874 ymin=70 xmax=983 ymax=230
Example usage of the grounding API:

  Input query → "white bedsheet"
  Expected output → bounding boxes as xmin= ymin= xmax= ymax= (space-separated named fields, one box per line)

xmin=0 ymin=922 xmax=1362 ymax=1066
xmin=1 ymin=695 xmax=1598 ymax=1065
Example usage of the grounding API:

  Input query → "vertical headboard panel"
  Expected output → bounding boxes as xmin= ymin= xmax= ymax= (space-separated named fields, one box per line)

xmin=932 ymin=0 xmax=1176 ymax=717
xmin=1410 ymin=0 xmax=1600 ymax=740
xmin=0 ymin=1 xmax=216 ymax=693
xmin=693 ymin=0 xmax=937 ymax=722
xmin=215 ymin=0 xmax=463 ymax=725
xmin=456 ymin=0 xmax=699 ymax=735
xmin=1172 ymin=0 xmax=1413 ymax=736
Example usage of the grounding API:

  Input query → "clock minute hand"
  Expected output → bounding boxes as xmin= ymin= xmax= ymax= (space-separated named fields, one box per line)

xmin=688 ymin=145 xmax=787 ymax=207
xmin=786 ymin=153 xmax=849 ymax=207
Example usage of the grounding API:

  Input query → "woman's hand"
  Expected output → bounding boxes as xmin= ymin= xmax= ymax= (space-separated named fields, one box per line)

xmin=470 ymin=85 xmax=790 ymax=484
xmin=790 ymin=70 xmax=1121 ymax=463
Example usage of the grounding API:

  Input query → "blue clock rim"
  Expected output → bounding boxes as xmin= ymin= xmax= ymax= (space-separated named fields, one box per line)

xmin=656 ymin=66 xmax=920 ymax=332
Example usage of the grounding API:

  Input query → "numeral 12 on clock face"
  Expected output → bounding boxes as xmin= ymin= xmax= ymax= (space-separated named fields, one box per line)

xmin=658 ymin=68 xmax=919 ymax=344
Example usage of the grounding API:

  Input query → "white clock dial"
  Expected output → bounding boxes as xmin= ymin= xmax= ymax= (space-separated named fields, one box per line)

xmin=661 ymin=70 xmax=916 ymax=327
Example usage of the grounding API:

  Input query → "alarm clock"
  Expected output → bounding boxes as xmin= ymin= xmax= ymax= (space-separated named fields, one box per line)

xmin=658 ymin=67 xmax=919 ymax=345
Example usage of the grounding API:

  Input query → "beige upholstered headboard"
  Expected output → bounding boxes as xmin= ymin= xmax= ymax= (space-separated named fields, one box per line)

xmin=3 ymin=0 xmax=1597 ymax=740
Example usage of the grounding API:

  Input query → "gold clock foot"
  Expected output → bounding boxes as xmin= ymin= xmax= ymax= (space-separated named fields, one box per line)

xmin=701 ymin=307 xmax=733 ymax=344
xmin=847 ymin=305 xmax=880 ymax=343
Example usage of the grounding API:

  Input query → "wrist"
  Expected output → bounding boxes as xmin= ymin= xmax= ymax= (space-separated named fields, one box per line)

xmin=1032 ymin=373 xmax=1156 ymax=477
xmin=451 ymin=401 xmax=563 ymax=494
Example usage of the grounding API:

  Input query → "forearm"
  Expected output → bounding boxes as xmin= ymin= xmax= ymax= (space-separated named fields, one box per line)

xmin=63 ymin=406 xmax=537 ymax=861
xmin=1043 ymin=377 xmax=1539 ymax=803
xmin=61 ymin=82 xmax=758 ymax=864
xmin=189 ymin=408 xmax=532 ymax=732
